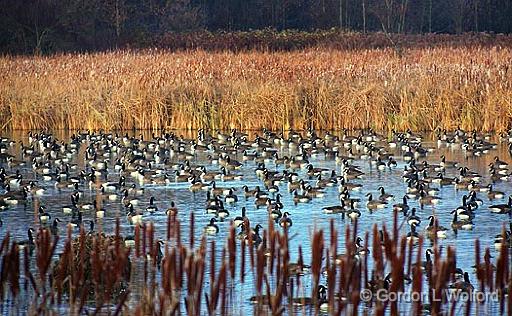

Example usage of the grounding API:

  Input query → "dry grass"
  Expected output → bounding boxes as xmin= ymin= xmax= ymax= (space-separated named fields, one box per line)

xmin=0 ymin=44 xmax=511 ymax=132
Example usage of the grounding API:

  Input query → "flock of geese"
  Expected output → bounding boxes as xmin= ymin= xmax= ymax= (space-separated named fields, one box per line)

xmin=1 ymin=127 xmax=512 ymax=305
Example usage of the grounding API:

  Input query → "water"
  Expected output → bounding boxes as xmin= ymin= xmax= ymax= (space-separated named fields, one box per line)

xmin=0 ymin=129 xmax=511 ymax=314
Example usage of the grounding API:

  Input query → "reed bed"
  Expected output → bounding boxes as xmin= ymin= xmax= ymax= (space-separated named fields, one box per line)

xmin=0 ymin=44 xmax=511 ymax=132
xmin=0 ymin=211 xmax=510 ymax=315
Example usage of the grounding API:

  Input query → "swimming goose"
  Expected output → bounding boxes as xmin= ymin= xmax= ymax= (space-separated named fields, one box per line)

xmin=146 ymin=197 xmax=159 ymax=214
xmin=366 ymin=193 xmax=387 ymax=210
xmin=449 ymin=272 xmax=474 ymax=293
xmin=38 ymin=206 xmax=51 ymax=223
xmin=17 ymin=228 xmax=35 ymax=252
xmin=450 ymin=210 xmax=473 ymax=230
xmin=233 ymin=207 xmax=248 ymax=227
xmin=165 ymin=201 xmax=178 ymax=216
xmin=205 ymin=217 xmax=219 ymax=234
xmin=322 ymin=198 xmax=346 ymax=214
xmin=406 ymin=208 xmax=421 ymax=226
xmin=425 ymin=215 xmax=448 ymax=239
xmin=377 ymin=186 xmax=394 ymax=201
xmin=406 ymin=224 xmax=420 ymax=242
xmin=393 ymin=195 xmax=410 ymax=212
xmin=487 ymin=185 xmax=505 ymax=199
xmin=489 ymin=196 xmax=512 ymax=214
xmin=279 ymin=212 xmax=293 ymax=228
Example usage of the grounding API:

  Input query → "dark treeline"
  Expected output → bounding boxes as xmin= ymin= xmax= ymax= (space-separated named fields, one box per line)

xmin=1 ymin=0 xmax=511 ymax=54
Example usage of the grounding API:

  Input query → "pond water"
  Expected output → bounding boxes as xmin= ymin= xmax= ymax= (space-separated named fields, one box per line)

xmin=0 ymin=129 xmax=510 ymax=315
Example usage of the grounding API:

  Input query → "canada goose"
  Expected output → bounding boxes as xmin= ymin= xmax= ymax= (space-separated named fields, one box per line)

xmin=338 ymin=178 xmax=362 ymax=192
xmin=366 ymin=193 xmax=387 ymax=210
xmin=393 ymin=195 xmax=410 ymax=212
xmin=242 ymin=185 xmax=260 ymax=198
xmin=17 ymin=228 xmax=35 ymax=252
xmin=412 ymin=249 xmax=433 ymax=271
xmin=322 ymin=198 xmax=346 ymax=214
xmin=279 ymin=212 xmax=293 ymax=228
xmin=449 ymin=272 xmax=474 ymax=293
xmin=146 ymin=197 xmax=158 ymax=214
xmin=166 ymin=201 xmax=178 ymax=216
xmin=493 ymin=156 xmax=508 ymax=169
xmin=419 ymin=190 xmax=441 ymax=206
xmin=406 ymin=224 xmax=420 ymax=242
xmin=126 ymin=205 xmax=143 ymax=225
xmin=69 ymin=212 xmax=84 ymax=228
xmin=233 ymin=207 xmax=248 ymax=227
xmin=38 ymin=206 xmax=51 ymax=223
xmin=205 ymin=217 xmax=219 ymax=234
xmin=377 ymin=186 xmax=394 ymax=201
xmin=425 ymin=215 xmax=448 ymax=239
xmin=292 ymin=285 xmax=328 ymax=307
xmin=450 ymin=210 xmax=473 ymax=230
xmin=439 ymin=155 xmax=458 ymax=169
xmin=50 ymin=218 xmax=62 ymax=236
xmin=487 ymin=184 xmax=505 ymax=199
xmin=489 ymin=196 xmax=512 ymax=214
xmin=406 ymin=208 xmax=421 ymax=226
xmin=224 ymin=189 xmax=238 ymax=204
xmin=471 ymin=251 xmax=495 ymax=272
xmin=347 ymin=201 xmax=362 ymax=220
xmin=293 ymin=190 xmax=312 ymax=204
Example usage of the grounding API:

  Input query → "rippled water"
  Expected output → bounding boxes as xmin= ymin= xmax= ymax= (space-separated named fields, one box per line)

xmin=0 ymin=130 xmax=511 ymax=314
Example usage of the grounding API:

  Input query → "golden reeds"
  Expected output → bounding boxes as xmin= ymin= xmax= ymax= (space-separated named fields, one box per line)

xmin=1 ymin=211 xmax=512 ymax=314
xmin=0 ymin=42 xmax=511 ymax=132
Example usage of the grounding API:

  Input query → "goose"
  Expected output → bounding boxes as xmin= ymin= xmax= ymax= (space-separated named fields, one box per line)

xmin=471 ymin=251 xmax=496 ymax=272
xmin=366 ymin=193 xmax=387 ymax=210
xmin=412 ymin=249 xmax=433 ymax=271
xmin=126 ymin=205 xmax=143 ymax=225
xmin=494 ymin=228 xmax=510 ymax=250
xmin=17 ymin=228 xmax=35 ymax=252
xmin=439 ymin=155 xmax=458 ymax=169
xmin=38 ymin=206 xmax=51 ymax=223
xmin=338 ymin=178 xmax=362 ymax=192
xmin=377 ymin=186 xmax=394 ymax=201
xmin=50 ymin=218 xmax=62 ymax=236
xmin=292 ymin=285 xmax=328 ymax=308
xmin=346 ymin=201 xmax=362 ymax=220
xmin=322 ymin=198 xmax=346 ymax=214
xmin=242 ymin=185 xmax=260 ymax=198
xmin=62 ymin=194 xmax=79 ymax=214
xmin=406 ymin=224 xmax=420 ymax=242
xmin=146 ymin=197 xmax=158 ymax=214
xmin=224 ymin=189 xmax=238 ymax=204
xmin=101 ymin=176 xmax=125 ymax=192
xmin=279 ymin=212 xmax=293 ymax=228
xmin=487 ymin=185 xmax=505 ymax=199
xmin=406 ymin=208 xmax=421 ymax=226
xmin=419 ymin=190 xmax=441 ymax=206
xmin=217 ymin=207 xmax=230 ymax=219
xmin=205 ymin=218 xmax=219 ymax=234
xmin=489 ymin=196 xmax=512 ymax=214
xmin=468 ymin=180 xmax=489 ymax=192
xmin=293 ymin=190 xmax=312 ymax=204
xmin=425 ymin=215 xmax=448 ymax=238
xmin=393 ymin=195 xmax=410 ymax=212
xmin=493 ymin=156 xmax=508 ymax=169
xmin=450 ymin=210 xmax=473 ymax=230
xmin=1 ymin=185 xmax=28 ymax=205
xmin=165 ymin=201 xmax=178 ymax=216
xmin=69 ymin=212 xmax=83 ymax=228
xmin=449 ymin=272 xmax=474 ymax=293
xmin=233 ymin=207 xmax=248 ymax=227
xmin=122 ymin=189 xmax=140 ymax=206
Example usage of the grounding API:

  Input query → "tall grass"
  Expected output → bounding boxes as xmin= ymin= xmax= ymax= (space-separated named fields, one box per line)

xmin=1 ymin=43 xmax=511 ymax=131
xmin=0 ymin=212 xmax=510 ymax=314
